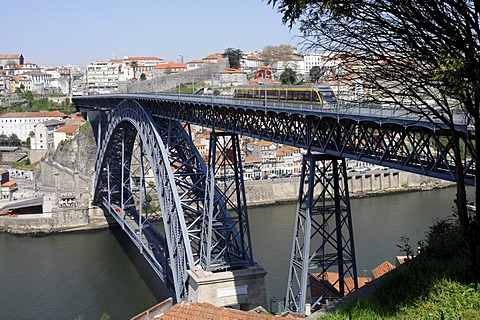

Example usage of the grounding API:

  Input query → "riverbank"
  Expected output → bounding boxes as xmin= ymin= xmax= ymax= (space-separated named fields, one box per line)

xmin=0 ymin=170 xmax=454 ymax=235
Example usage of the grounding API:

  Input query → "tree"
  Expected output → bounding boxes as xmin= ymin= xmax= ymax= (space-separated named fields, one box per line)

xmin=268 ymin=0 xmax=480 ymax=283
xmin=309 ymin=66 xmax=322 ymax=83
xmin=223 ymin=48 xmax=243 ymax=69
xmin=280 ymin=67 xmax=297 ymax=84
xmin=139 ymin=73 xmax=147 ymax=81
xmin=259 ymin=44 xmax=297 ymax=65
xmin=130 ymin=60 xmax=138 ymax=79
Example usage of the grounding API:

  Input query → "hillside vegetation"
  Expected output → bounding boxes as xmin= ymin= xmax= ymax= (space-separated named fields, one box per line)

xmin=320 ymin=216 xmax=480 ymax=319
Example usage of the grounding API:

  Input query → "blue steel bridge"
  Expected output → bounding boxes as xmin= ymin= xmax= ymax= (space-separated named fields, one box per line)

xmin=73 ymin=93 xmax=475 ymax=315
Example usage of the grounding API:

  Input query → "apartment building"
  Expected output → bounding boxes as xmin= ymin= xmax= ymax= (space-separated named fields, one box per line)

xmin=86 ymin=61 xmax=120 ymax=94
xmin=0 ymin=111 xmax=67 ymax=141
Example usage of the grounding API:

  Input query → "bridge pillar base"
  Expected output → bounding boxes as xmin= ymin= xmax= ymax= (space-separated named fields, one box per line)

xmin=187 ymin=264 xmax=267 ymax=310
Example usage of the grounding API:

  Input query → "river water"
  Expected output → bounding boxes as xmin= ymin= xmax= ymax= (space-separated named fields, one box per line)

xmin=0 ymin=186 xmax=467 ymax=319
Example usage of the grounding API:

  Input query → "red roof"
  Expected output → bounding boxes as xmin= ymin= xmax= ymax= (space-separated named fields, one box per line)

xmin=154 ymin=61 xmax=187 ymax=70
xmin=55 ymin=125 xmax=79 ymax=134
xmin=0 ymin=111 xmax=67 ymax=118
xmin=371 ymin=261 xmax=395 ymax=279
xmin=203 ymin=53 xmax=224 ymax=60
xmin=2 ymin=180 xmax=17 ymax=187
xmin=310 ymin=272 xmax=371 ymax=299
xmin=221 ymin=68 xmax=244 ymax=74
xmin=158 ymin=301 xmax=298 ymax=319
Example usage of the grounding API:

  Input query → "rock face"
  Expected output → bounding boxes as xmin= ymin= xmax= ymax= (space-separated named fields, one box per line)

xmin=38 ymin=122 xmax=97 ymax=192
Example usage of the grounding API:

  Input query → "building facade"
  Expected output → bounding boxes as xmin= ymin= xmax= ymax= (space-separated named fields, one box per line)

xmin=0 ymin=111 xmax=67 ymax=141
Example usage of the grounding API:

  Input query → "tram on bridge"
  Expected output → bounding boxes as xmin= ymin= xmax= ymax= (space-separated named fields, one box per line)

xmin=233 ymin=84 xmax=337 ymax=105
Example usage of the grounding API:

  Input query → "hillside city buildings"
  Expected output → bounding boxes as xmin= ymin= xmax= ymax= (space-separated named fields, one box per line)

xmin=0 ymin=49 xmax=370 ymax=177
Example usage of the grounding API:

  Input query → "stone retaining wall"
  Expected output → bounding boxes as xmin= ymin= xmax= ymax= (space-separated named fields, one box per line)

xmin=0 ymin=208 xmax=90 ymax=234
xmin=245 ymin=170 xmax=451 ymax=206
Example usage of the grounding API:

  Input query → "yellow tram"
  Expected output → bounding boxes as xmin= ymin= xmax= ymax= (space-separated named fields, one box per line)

xmin=233 ymin=84 xmax=337 ymax=105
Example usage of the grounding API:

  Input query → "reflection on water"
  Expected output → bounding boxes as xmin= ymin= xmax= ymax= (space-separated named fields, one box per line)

xmin=0 ymin=186 xmax=463 ymax=318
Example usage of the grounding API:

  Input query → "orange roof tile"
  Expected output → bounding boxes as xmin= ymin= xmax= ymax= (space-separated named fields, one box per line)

xmin=203 ymin=53 xmax=224 ymax=60
xmin=159 ymin=301 xmax=296 ymax=319
xmin=310 ymin=272 xmax=371 ymax=299
xmin=0 ymin=111 xmax=67 ymax=118
xmin=55 ymin=125 xmax=79 ymax=134
xmin=371 ymin=261 xmax=395 ymax=279
xmin=154 ymin=61 xmax=187 ymax=69
xmin=2 ymin=180 xmax=17 ymax=187
xmin=221 ymin=68 xmax=244 ymax=74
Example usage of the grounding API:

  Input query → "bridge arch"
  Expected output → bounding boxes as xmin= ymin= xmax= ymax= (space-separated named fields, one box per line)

xmin=93 ymin=99 xmax=194 ymax=301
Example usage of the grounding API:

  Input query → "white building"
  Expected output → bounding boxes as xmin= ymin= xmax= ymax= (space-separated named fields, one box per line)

xmin=186 ymin=60 xmax=204 ymax=71
xmin=303 ymin=52 xmax=341 ymax=76
xmin=273 ymin=53 xmax=305 ymax=77
xmin=30 ymin=119 xmax=65 ymax=150
xmin=53 ymin=124 xmax=80 ymax=149
xmin=86 ymin=61 xmax=120 ymax=94
xmin=240 ymin=53 xmax=264 ymax=73
xmin=0 ymin=111 xmax=67 ymax=141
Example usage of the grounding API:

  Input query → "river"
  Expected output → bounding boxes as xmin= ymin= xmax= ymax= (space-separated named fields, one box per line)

xmin=0 ymin=186 xmax=467 ymax=319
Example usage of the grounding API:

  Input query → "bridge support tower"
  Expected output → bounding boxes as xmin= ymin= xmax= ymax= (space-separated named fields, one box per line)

xmin=191 ymin=130 xmax=267 ymax=310
xmin=284 ymin=153 xmax=358 ymax=315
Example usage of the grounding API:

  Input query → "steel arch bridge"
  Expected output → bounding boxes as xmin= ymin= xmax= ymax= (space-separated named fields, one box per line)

xmin=74 ymin=93 xmax=475 ymax=314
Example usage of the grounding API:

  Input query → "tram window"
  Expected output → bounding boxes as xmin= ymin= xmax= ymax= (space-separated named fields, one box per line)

xmin=259 ymin=90 xmax=265 ymax=99
xmin=267 ymin=90 xmax=278 ymax=100
xmin=288 ymin=91 xmax=295 ymax=100
xmin=312 ymin=92 xmax=321 ymax=102
xmin=279 ymin=90 xmax=287 ymax=100
xmin=247 ymin=90 xmax=253 ymax=98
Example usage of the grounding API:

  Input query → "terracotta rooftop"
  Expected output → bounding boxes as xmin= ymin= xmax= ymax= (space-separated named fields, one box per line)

xmin=0 ymin=111 xmax=67 ymax=118
xmin=55 ymin=125 xmax=79 ymax=134
xmin=371 ymin=261 xmax=395 ymax=279
xmin=310 ymin=272 xmax=371 ymax=299
xmin=158 ymin=301 xmax=298 ymax=319
xmin=221 ymin=68 xmax=244 ymax=74
xmin=154 ymin=61 xmax=187 ymax=69
xmin=203 ymin=53 xmax=224 ymax=60
xmin=2 ymin=180 xmax=17 ymax=187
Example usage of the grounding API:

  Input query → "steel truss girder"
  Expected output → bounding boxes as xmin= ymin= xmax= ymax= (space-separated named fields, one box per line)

xmin=92 ymin=100 xmax=194 ymax=302
xmin=285 ymin=153 xmax=357 ymax=316
xmin=140 ymin=101 xmax=475 ymax=185
xmin=152 ymin=118 xmax=252 ymax=272
xmin=92 ymin=100 xmax=256 ymax=301
xmin=201 ymin=131 xmax=254 ymax=271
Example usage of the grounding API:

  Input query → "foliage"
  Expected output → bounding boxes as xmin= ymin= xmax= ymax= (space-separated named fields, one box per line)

xmin=259 ymin=44 xmax=297 ymax=65
xmin=11 ymin=158 xmax=36 ymax=170
xmin=320 ymin=217 xmax=475 ymax=319
xmin=309 ymin=65 xmax=322 ymax=82
xmin=0 ymin=133 xmax=21 ymax=146
xmin=280 ymin=67 xmax=297 ymax=84
xmin=139 ymin=73 xmax=147 ymax=81
xmin=3 ymin=91 xmax=75 ymax=114
xmin=267 ymin=0 xmax=480 ymax=283
xmin=130 ymin=60 xmax=139 ymax=79
xmin=223 ymin=47 xmax=243 ymax=69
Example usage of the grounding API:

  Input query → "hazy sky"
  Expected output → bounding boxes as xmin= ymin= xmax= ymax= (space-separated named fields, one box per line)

xmin=3 ymin=0 xmax=300 ymax=68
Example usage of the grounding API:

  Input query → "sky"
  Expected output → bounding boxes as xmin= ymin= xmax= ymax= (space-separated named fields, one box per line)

xmin=3 ymin=0 xmax=300 ymax=68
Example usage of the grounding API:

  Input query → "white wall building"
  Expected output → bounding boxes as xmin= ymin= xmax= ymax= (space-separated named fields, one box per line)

xmin=86 ymin=61 xmax=120 ymax=94
xmin=0 ymin=111 xmax=67 ymax=141
xmin=303 ymin=52 xmax=341 ymax=76
xmin=30 ymin=119 xmax=65 ymax=150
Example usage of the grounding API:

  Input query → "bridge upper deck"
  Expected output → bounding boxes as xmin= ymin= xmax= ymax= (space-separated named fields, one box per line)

xmin=73 ymin=93 xmax=475 ymax=185
xmin=74 ymin=93 xmax=470 ymax=132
